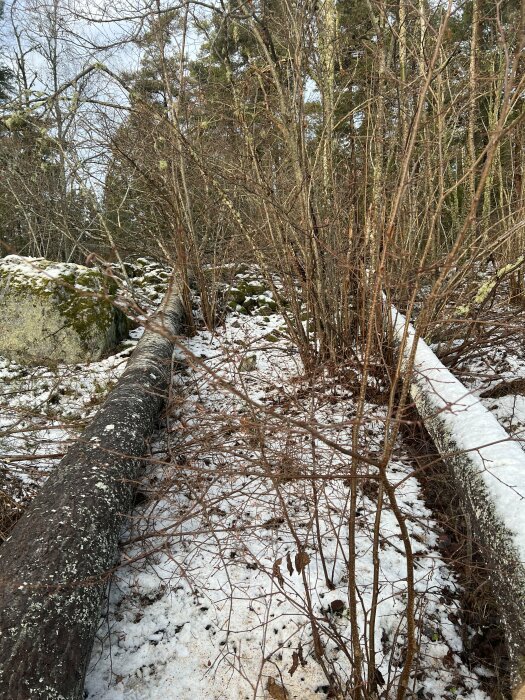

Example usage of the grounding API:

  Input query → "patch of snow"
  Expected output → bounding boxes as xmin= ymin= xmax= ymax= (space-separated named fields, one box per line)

xmin=85 ymin=304 xmax=490 ymax=700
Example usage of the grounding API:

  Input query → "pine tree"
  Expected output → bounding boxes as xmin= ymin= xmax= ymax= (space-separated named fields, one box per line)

xmin=0 ymin=1 xmax=13 ymax=100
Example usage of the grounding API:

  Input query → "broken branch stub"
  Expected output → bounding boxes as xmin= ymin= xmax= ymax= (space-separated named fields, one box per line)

xmin=0 ymin=282 xmax=185 ymax=700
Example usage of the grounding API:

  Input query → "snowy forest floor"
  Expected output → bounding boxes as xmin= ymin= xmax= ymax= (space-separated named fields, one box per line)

xmin=3 ymin=264 xmax=525 ymax=699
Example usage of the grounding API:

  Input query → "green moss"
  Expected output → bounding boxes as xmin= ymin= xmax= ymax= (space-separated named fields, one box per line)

xmin=257 ymin=305 xmax=274 ymax=317
xmin=239 ymin=354 xmax=257 ymax=372
xmin=226 ymin=287 xmax=246 ymax=305
xmin=0 ymin=256 xmax=129 ymax=364
xmin=225 ymin=277 xmax=277 ymax=316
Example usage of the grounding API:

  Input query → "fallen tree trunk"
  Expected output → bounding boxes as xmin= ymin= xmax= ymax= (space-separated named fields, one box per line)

xmin=391 ymin=307 xmax=525 ymax=700
xmin=0 ymin=283 xmax=185 ymax=700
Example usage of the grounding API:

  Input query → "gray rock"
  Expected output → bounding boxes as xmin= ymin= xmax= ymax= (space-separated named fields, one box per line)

xmin=0 ymin=255 xmax=129 ymax=365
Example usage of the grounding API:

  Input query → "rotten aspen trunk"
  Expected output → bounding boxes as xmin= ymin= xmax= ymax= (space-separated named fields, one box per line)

xmin=0 ymin=282 xmax=185 ymax=700
xmin=391 ymin=306 xmax=525 ymax=699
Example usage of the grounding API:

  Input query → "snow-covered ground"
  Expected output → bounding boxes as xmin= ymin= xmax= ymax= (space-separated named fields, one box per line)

xmin=83 ymin=305 xmax=491 ymax=699
xmin=1 ymin=261 xmax=504 ymax=698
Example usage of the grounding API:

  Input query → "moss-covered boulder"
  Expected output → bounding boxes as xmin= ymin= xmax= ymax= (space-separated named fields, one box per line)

xmin=225 ymin=276 xmax=278 ymax=316
xmin=0 ymin=256 xmax=129 ymax=365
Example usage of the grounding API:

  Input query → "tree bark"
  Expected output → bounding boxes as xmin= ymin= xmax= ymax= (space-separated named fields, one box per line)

xmin=0 ymin=282 xmax=185 ymax=700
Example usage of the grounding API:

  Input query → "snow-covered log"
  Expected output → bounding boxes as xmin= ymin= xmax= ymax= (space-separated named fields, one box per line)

xmin=0 ymin=283 xmax=185 ymax=700
xmin=392 ymin=308 xmax=525 ymax=699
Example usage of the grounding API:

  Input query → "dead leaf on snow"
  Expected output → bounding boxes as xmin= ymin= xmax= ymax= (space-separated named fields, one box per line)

xmin=294 ymin=550 xmax=310 ymax=574
xmin=289 ymin=651 xmax=299 ymax=677
xmin=267 ymin=677 xmax=289 ymax=699
xmin=329 ymin=599 xmax=345 ymax=614
xmin=262 ymin=516 xmax=285 ymax=530
xmin=286 ymin=551 xmax=293 ymax=576
xmin=272 ymin=557 xmax=284 ymax=586
xmin=289 ymin=640 xmax=307 ymax=676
